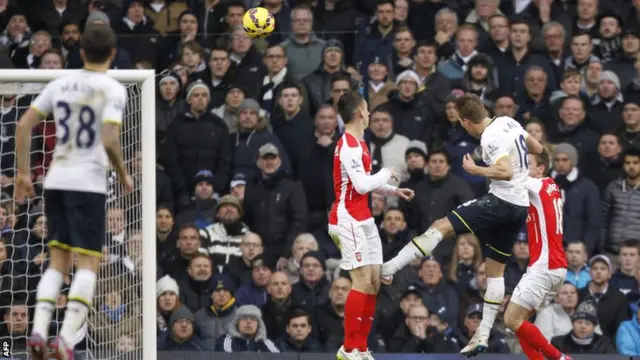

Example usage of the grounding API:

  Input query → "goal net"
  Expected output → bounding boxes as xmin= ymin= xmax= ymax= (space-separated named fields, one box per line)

xmin=0 ymin=70 xmax=156 ymax=360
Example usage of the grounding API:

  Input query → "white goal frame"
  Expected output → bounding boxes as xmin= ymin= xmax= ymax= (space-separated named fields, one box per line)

xmin=0 ymin=69 xmax=157 ymax=360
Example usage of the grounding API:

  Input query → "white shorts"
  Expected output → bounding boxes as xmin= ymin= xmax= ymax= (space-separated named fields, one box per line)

xmin=510 ymin=268 xmax=567 ymax=311
xmin=328 ymin=218 xmax=382 ymax=270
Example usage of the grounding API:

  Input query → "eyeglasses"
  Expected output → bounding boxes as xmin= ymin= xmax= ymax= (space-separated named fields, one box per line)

xmin=408 ymin=316 xmax=428 ymax=321
xmin=241 ymin=243 xmax=261 ymax=248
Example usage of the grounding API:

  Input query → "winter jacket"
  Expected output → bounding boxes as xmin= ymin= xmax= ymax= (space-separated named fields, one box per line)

xmin=291 ymin=277 xmax=331 ymax=312
xmin=616 ymin=315 xmax=640 ymax=355
xmin=452 ymin=328 xmax=510 ymax=353
xmin=112 ymin=16 xmax=160 ymax=67
xmin=535 ymin=303 xmax=603 ymax=340
xmin=178 ymin=276 xmax=212 ymax=313
xmin=275 ymin=336 xmax=324 ymax=352
xmin=200 ymin=221 xmax=251 ymax=268
xmin=551 ymin=333 xmax=617 ymax=354
xmin=214 ymin=311 xmax=279 ymax=352
xmin=601 ymin=178 xmax=640 ymax=254
xmin=235 ymin=281 xmax=268 ymax=308
xmin=144 ymin=1 xmax=189 ymax=34
xmin=157 ymin=331 xmax=212 ymax=351
xmin=578 ymin=285 xmax=630 ymax=341
xmin=280 ymin=33 xmax=326 ymax=80
xmin=194 ymin=299 xmax=237 ymax=349
xmin=378 ymin=91 xmax=439 ymax=147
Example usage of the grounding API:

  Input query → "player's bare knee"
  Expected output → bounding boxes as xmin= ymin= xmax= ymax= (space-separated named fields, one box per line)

xmin=74 ymin=253 xmax=100 ymax=273
xmin=48 ymin=247 xmax=72 ymax=274
xmin=484 ymin=258 xmax=507 ymax=277
xmin=433 ymin=218 xmax=454 ymax=238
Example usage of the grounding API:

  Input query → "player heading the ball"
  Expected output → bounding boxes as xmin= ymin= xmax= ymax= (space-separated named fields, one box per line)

xmin=15 ymin=23 xmax=132 ymax=360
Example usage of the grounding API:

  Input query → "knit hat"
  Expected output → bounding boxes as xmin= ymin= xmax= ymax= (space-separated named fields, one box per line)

xmin=209 ymin=273 xmax=237 ymax=295
xmin=86 ymin=10 xmax=111 ymax=26
xmin=571 ymin=300 xmax=598 ymax=325
xmin=186 ymin=80 xmax=211 ymax=101
xmin=370 ymin=56 xmax=387 ymax=67
xmin=236 ymin=304 xmax=263 ymax=320
xmin=395 ymin=70 xmax=421 ymax=86
xmin=239 ymin=98 xmax=260 ymax=114
xmin=216 ymin=194 xmax=243 ymax=216
xmin=194 ymin=169 xmax=215 ymax=186
xmin=589 ymin=254 xmax=612 ymax=270
xmin=300 ymin=250 xmax=327 ymax=271
xmin=159 ymin=72 xmax=181 ymax=88
xmin=552 ymin=143 xmax=579 ymax=167
xmin=170 ymin=306 xmax=195 ymax=325
xmin=323 ymin=39 xmax=344 ymax=54
xmin=405 ymin=140 xmax=428 ymax=160
xmin=156 ymin=275 xmax=179 ymax=298
xmin=230 ymin=173 xmax=247 ymax=188
xmin=598 ymin=70 xmax=621 ymax=90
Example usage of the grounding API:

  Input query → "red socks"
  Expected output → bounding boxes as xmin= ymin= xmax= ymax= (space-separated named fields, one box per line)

xmin=359 ymin=293 xmax=377 ymax=351
xmin=344 ymin=289 xmax=367 ymax=351
xmin=343 ymin=290 xmax=377 ymax=352
xmin=515 ymin=321 xmax=562 ymax=360
xmin=518 ymin=335 xmax=544 ymax=360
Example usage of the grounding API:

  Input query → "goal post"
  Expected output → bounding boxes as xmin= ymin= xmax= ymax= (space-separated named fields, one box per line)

xmin=0 ymin=69 xmax=156 ymax=360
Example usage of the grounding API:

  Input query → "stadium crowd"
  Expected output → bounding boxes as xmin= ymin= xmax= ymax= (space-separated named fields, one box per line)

xmin=0 ymin=0 xmax=637 ymax=357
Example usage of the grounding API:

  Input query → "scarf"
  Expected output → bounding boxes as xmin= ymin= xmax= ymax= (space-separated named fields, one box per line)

xmin=597 ymin=36 xmax=622 ymax=63
xmin=552 ymin=167 xmax=579 ymax=200
xmin=102 ymin=304 xmax=127 ymax=323
xmin=261 ymin=68 xmax=288 ymax=117
xmin=571 ymin=333 xmax=594 ymax=346
xmin=369 ymin=132 xmax=394 ymax=173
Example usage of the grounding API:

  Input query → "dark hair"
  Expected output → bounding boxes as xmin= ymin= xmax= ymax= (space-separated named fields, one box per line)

xmin=226 ymin=1 xmax=246 ymax=12
xmin=415 ymin=40 xmax=438 ymax=52
xmin=454 ymin=94 xmax=487 ymax=123
xmin=80 ymin=24 xmax=116 ymax=64
xmin=620 ymin=239 xmax=640 ymax=252
xmin=337 ymin=91 xmax=365 ymax=124
xmin=488 ymin=13 xmax=508 ymax=24
xmin=624 ymin=147 xmax=640 ymax=160
xmin=426 ymin=148 xmax=452 ymax=165
xmin=563 ymin=69 xmax=582 ymax=81
xmin=560 ymin=95 xmax=584 ymax=110
xmin=599 ymin=131 xmax=620 ymax=144
xmin=286 ymin=308 xmax=312 ymax=326
xmin=266 ymin=43 xmax=287 ymax=57
xmin=188 ymin=253 xmax=212 ymax=266
xmin=331 ymin=73 xmax=352 ymax=88
xmin=181 ymin=40 xmax=205 ymax=59
xmin=510 ymin=17 xmax=531 ymax=34
xmin=179 ymin=223 xmax=200 ymax=236
xmin=377 ymin=0 xmax=395 ymax=9
xmin=280 ymin=81 xmax=302 ymax=95
xmin=572 ymin=30 xmax=592 ymax=41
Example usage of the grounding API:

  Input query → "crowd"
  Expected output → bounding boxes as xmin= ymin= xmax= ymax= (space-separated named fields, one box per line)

xmin=0 ymin=0 xmax=637 ymax=357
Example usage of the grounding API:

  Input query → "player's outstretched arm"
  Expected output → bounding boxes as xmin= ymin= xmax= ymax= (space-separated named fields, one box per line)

xmin=102 ymin=123 xmax=132 ymax=192
xmin=463 ymin=154 xmax=513 ymax=181
xmin=341 ymin=146 xmax=394 ymax=194
xmin=525 ymin=133 xmax=543 ymax=155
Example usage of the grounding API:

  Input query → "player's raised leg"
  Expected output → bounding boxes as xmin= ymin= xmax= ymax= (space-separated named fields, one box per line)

xmin=504 ymin=302 xmax=565 ymax=360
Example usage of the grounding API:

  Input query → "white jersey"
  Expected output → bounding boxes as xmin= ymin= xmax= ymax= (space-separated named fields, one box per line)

xmin=480 ymin=116 xmax=530 ymax=207
xmin=30 ymin=70 xmax=127 ymax=194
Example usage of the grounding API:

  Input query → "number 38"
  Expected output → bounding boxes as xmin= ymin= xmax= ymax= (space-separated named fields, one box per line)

xmin=56 ymin=101 xmax=96 ymax=148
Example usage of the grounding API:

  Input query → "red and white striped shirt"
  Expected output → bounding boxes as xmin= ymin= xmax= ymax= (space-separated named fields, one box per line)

xmin=526 ymin=177 xmax=568 ymax=270
xmin=329 ymin=132 xmax=396 ymax=225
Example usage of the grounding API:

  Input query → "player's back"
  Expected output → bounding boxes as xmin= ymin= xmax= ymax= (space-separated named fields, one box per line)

xmin=526 ymin=177 xmax=568 ymax=270
xmin=481 ymin=116 xmax=529 ymax=207
xmin=329 ymin=132 xmax=372 ymax=224
xmin=31 ymin=70 xmax=127 ymax=195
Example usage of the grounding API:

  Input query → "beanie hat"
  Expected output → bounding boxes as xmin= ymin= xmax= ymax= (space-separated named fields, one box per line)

xmin=395 ymin=70 xmax=421 ymax=86
xmin=170 ymin=306 xmax=195 ymax=325
xmin=86 ymin=10 xmax=111 ymax=26
xmin=405 ymin=140 xmax=428 ymax=160
xmin=236 ymin=304 xmax=262 ymax=320
xmin=159 ymin=72 xmax=181 ymax=89
xmin=216 ymin=194 xmax=243 ymax=216
xmin=323 ymin=39 xmax=344 ymax=54
xmin=239 ymin=98 xmax=260 ymax=113
xmin=194 ymin=169 xmax=215 ymax=186
xmin=186 ymin=80 xmax=211 ymax=101
xmin=209 ymin=273 xmax=237 ymax=295
xmin=552 ymin=143 xmax=579 ymax=167
xmin=156 ymin=275 xmax=179 ymax=298
xmin=571 ymin=300 xmax=598 ymax=325
xmin=300 ymin=250 xmax=327 ymax=271
xmin=598 ymin=70 xmax=621 ymax=90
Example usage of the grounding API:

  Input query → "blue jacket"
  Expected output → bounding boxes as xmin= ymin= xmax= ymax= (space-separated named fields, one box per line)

xmin=275 ymin=336 xmax=324 ymax=352
xmin=565 ymin=265 xmax=591 ymax=289
xmin=235 ymin=282 xmax=268 ymax=307
xmin=616 ymin=316 xmax=640 ymax=355
xmin=157 ymin=332 xmax=212 ymax=351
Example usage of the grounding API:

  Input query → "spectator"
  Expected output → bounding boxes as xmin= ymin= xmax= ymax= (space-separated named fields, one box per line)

xmin=565 ymin=241 xmax=592 ymax=289
xmin=243 ymin=142 xmax=307 ymax=262
xmin=541 ymin=22 xmax=568 ymax=88
xmin=13 ymin=30 xmax=52 ymax=69
xmin=551 ymin=300 xmax=617 ymax=354
xmin=367 ymin=56 xmax=394 ymax=111
xmin=156 ymin=207 xmax=177 ymax=265
xmin=113 ymin=0 xmax=160 ymax=67
xmin=235 ymin=254 xmax=274 ymax=307
xmin=212 ymin=1 xmax=246 ymax=50
xmin=517 ymin=66 xmax=552 ymax=124
xmin=380 ymin=208 xmax=415 ymax=262
xmin=602 ymin=148 xmax=640 ymax=257
xmin=161 ymin=9 xmax=201 ymax=69
xmin=313 ymin=276 xmax=352 ymax=352
xmin=196 ymin=48 xmax=238 ymax=109
xmin=228 ymin=26 xmax=266 ymax=100
xmin=263 ymin=0 xmax=291 ymax=46
xmin=162 ymin=80 xmax=232 ymax=209
xmin=616 ymin=299 xmax=640 ymax=355
xmin=194 ymin=273 xmax=238 ymax=349
xmin=200 ymin=194 xmax=250 ymax=270
xmin=536 ymin=282 xmax=603 ymax=340
xmin=458 ymin=261 xmax=487 ymax=327
xmin=224 ymin=232 xmax=264 ymax=286
xmin=158 ymin=306 xmax=211 ymax=351
xmin=583 ymin=61 xmax=604 ymax=97
xmin=0 ymin=9 xmax=31 ymax=56
xmin=173 ymin=170 xmax=218 ymax=229
xmin=161 ymin=224 xmax=204 ymax=281
xmin=90 ymin=278 xmax=141 ymax=351
xmin=214 ymin=304 xmax=280 ymax=352
xmin=578 ymin=254 xmax=630 ymax=340
xmin=281 ymin=6 xmax=326 ymax=80
xmin=359 ymin=0 xmax=397 ymax=75
xmin=582 ymin=132 xmax=624 ymax=194
xmin=157 ymin=275 xmax=181 ymax=335
xmin=262 ymin=271 xmax=294 ymax=339
xmin=505 ymin=233 xmax=529 ymax=290
xmin=548 ymin=97 xmax=600 ymax=154
xmin=177 ymin=254 xmax=215 ymax=313
xmin=0 ymin=302 xmax=28 ymax=351
xmin=212 ymin=84 xmax=247 ymax=134
xmin=156 ymin=72 xmax=186 ymax=142
xmin=447 ymin=234 xmax=483 ymax=296
xmin=389 ymin=304 xmax=458 ymax=353
xmin=438 ymin=24 xmax=479 ymax=80
xmin=144 ymin=0 xmax=189 ymax=35
xmin=230 ymin=173 xmax=248 ymax=202
xmin=566 ymin=32 xmax=598 ymax=72
xmin=283 ymin=233 xmax=319 ymax=284
xmin=260 ymin=44 xmax=307 ymax=118
xmin=387 ymin=27 xmax=416 ymax=77
xmin=427 ymin=306 xmax=460 ymax=352
xmin=594 ymin=11 xmax=623 ymax=63
xmin=453 ymin=54 xmax=498 ymax=108
xmin=416 ymin=257 xmax=459 ymax=328
xmin=587 ymin=70 xmax=624 ymax=133
xmin=399 ymin=140 xmax=427 ymax=191
xmin=610 ymin=240 xmax=640 ymax=296
xmin=275 ymin=308 xmax=323 ymax=352
xmin=620 ymin=100 xmax=640 ymax=150
xmin=414 ymin=41 xmax=451 ymax=107
xmin=551 ymin=143 xmax=602 ymax=254
xmin=367 ymin=108 xmax=409 ymax=181
xmin=291 ymin=251 xmax=331 ymax=311
xmin=452 ymin=303 xmax=510 ymax=354
xmin=303 ymin=40 xmax=350 ymax=112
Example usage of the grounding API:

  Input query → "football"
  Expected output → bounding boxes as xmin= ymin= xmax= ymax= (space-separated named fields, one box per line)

xmin=243 ymin=7 xmax=275 ymax=39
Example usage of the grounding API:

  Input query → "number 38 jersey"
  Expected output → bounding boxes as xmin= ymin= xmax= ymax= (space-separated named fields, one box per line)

xmin=526 ymin=177 xmax=568 ymax=271
xmin=30 ymin=70 xmax=127 ymax=195
xmin=480 ymin=116 xmax=530 ymax=207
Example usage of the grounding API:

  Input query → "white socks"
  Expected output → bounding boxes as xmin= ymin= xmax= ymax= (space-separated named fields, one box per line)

xmin=383 ymin=227 xmax=443 ymax=275
xmin=60 ymin=269 xmax=97 ymax=344
xmin=33 ymin=268 xmax=65 ymax=338
xmin=478 ymin=277 xmax=505 ymax=337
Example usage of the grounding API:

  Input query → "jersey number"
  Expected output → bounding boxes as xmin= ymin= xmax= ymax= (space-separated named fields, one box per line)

xmin=56 ymin=101 xmax=96 ymax=149
xmin=553 ymin=197 xmax=563 ymax=235
xmin=515 ymin=134 xmax=528 ymax=169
